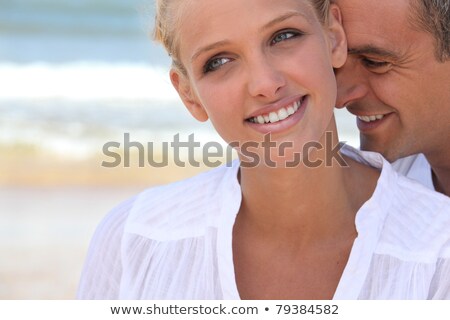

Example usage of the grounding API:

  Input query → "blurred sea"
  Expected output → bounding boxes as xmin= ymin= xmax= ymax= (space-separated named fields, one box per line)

xmin=0 ymin=0 xmax=225 ymax=160
xmin=0 ymin=0 xmax=358 ymax=159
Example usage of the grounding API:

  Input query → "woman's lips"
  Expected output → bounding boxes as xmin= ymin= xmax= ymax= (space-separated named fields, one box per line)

xmin=247 ymin=96 xmax=304 ymax=125
xmin=246 ymin=95 xmax=309 ymax=135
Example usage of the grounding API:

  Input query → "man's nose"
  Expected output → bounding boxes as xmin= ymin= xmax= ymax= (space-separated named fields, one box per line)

xmin=335 ymin=60 xmax=369 ymax=108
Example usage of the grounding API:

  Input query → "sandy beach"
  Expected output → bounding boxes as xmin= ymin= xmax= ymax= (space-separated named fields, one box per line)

xmin=0 ymin=149 xmax=210 ymax=299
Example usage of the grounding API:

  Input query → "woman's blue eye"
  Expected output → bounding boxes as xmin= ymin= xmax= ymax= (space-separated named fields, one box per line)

xmin=203 ymin=57 xmax=231 ymax=73
xmin=271 ymin=31 xmax=298 ymax=45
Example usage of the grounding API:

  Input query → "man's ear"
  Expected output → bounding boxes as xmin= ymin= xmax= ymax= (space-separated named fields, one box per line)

xmin=170 ymin=68 xmax=209 ymax=122
xmin=327 ymin=4 xmax=347 ymax=69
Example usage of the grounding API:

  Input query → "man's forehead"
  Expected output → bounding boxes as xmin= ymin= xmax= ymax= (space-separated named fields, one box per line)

xmin=336 ymin=0 xmax=412 ymax=30
xmin=337 ymin=0 xmax=416 ymax=58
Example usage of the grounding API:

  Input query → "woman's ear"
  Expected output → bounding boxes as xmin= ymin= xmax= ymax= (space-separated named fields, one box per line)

xmin=170 ymin=68 xmax=209 ymax=122
xmin=327 ymin=4 xmax=347 ymax=69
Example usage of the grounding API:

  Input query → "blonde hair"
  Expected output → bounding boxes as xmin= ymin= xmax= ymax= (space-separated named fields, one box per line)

xmin=310 ymin=0 xmax=331 ymax=23
xmin=153 ymin=0 xmax=331 ymax=72
xmin=153 ymin=0 xmax=189 ymax=72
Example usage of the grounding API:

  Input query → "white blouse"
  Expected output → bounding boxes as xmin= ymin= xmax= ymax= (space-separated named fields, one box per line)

xmin=77 ymin=145 xmax=450 ymax=300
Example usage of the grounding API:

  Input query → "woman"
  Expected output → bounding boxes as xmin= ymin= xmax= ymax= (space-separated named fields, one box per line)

xmin=78 ymin=0 xmax=450 ymax=299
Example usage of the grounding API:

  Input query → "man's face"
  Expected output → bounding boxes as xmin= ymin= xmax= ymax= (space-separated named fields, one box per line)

xmin=335 ymin=0 xmax=450 ymax=162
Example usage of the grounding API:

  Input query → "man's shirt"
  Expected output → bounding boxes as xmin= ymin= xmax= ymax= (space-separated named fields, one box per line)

xmin=392 ymin=154 xmax=434 ymax=190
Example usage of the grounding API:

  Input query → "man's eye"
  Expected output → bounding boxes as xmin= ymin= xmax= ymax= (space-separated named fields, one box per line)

xmin=271 ymin=30 xmax=301 ymax=45
xmin=203 ymin=57 xmax=232 ymax=73
xmin=361 ymin=57 xmax=392 ymax=70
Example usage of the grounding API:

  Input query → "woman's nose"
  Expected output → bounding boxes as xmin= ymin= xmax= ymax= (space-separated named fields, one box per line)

xmin=246 ymin=57 xmax=286 ymax=99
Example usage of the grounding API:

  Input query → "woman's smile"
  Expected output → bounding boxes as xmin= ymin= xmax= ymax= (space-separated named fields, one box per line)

xmin=247 ymin=95 xmax=305 ymax=124
xmin=245 ymin=95 xmax=309 ymax=135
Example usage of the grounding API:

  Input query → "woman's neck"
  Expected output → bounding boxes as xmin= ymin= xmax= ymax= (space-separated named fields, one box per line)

xmin=236 ymin=145 xmax=379 ymax=248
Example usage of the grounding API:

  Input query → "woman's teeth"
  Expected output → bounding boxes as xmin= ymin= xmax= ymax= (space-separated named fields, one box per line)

xmin=249 ymin=99 xmax=301 ymax=124
xmin=357 ymin=114 xmax=385 ymax=123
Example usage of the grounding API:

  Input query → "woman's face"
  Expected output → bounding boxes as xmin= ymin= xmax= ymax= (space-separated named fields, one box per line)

xmin=171 ymin=0 xmax=346 ymax=162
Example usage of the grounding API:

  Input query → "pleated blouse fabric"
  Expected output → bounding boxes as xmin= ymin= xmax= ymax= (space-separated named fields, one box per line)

xmin=77 ymin=145 xmax=450 ymax=300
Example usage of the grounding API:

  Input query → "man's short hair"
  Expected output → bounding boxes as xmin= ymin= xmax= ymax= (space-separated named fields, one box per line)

xmin=410 ymin=0 xmax=450 ymax=61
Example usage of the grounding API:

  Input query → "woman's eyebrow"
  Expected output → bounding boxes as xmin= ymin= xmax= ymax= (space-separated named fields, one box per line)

xmin=261 ymin=11 xmax=310 ymax=32
xmin=191 ymin=40 xmax=231 ymax=63
xmin=191 ymin=11 xmax=309 ymax=63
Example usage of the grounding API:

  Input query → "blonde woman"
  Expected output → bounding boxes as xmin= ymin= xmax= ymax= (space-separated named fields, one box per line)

xmin=78 ymin=0 xmax=450 ymax=299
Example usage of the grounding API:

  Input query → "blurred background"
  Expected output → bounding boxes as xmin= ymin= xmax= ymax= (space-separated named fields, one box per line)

xmin=0 ymin=0 xmax=358 ymax=299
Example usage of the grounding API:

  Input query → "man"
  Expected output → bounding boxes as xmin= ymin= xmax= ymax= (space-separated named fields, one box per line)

xmin=333 ymin=0 xmax=450 ymax=196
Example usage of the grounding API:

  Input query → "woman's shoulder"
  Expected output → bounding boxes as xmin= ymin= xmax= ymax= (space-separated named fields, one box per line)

xmin=89 ymin=194 xmax=138 ymax=244
xmin=387 ymin=163 xmax=450 ymax=229
xmin=342 ymin=145 xmax=450 ymax=260
xmin=374 ymin=171 xmax=450 ymax=262
xmin=120 ymin=160 xmax=240 ymax=241
xmin=360 ymin=180 xmax=450 ymax=299
xmin=342 ymin=144 xmax=448 ymax=217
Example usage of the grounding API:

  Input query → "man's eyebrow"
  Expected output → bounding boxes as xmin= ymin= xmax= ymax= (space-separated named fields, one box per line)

xmin=191 ymin=11 xmax=309 ymax=63
xmin=347 ymin=45 xmax=401 ymax=60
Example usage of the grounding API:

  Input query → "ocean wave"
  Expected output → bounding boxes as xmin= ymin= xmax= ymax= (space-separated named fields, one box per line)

xmin=1 ymin=0 xmax=147 ymax=15
xmin=0 ymin=61 xmax=178 ymax=102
